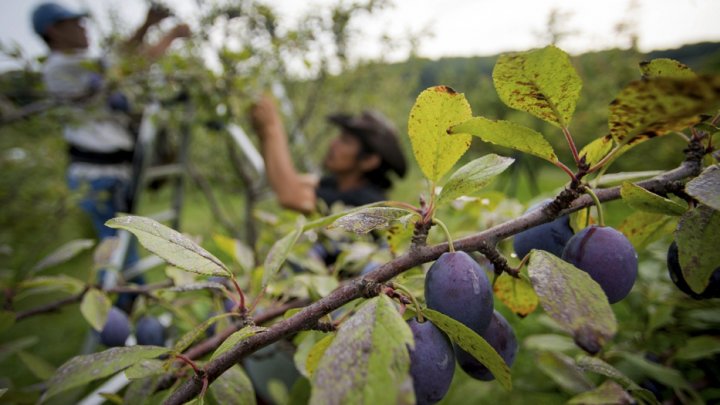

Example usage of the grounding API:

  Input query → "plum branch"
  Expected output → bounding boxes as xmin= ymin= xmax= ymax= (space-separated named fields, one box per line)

xmin=164 ymin=144 xmax=704 ymax=405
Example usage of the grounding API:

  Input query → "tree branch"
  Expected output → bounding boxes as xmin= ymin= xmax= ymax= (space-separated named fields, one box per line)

xmin=164 ymin=153 xmax=702 ymax=405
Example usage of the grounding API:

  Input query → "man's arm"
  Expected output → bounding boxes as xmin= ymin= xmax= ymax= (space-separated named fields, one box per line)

xmin=250 ymin=94 xmax=318 ymax=213
xmin=121 ymin=5 xmax=191 ymax=61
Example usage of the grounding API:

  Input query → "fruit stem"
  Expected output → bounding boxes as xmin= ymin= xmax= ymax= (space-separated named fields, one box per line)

xmin=432 ymin=217 xmax=455 ymax=252
xmin=516 ymin=252 xmax=531 ymax=271
xmin=584 ymin=187 xmax=605 ymax=227
xmin=392 ymin=282 xmax=424 ymax=322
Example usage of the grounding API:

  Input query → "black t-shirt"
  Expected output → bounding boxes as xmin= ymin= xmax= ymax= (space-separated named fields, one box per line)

xmin=315 ymin=176 xmax=386 ymax=208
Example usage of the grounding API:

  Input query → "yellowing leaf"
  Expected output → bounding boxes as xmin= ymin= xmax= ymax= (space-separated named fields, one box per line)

xmin=640 ymin=58 xmax=696 ymax=80
xmin=619 ymin=211 xmax=677 ymax=251
xmin=578 ymin=135 xmax=614 ymax=167
xmin=408 ymin=86 xmax=473 ymax=182
xmin=493 ymin=273 xmax=539 ymax=317
xmin=493 ymin=45 xmax=582 ymax=128
xmin=609 ymin=75 xmax=720 ymax=145
xmin=451 ymin=118 xmax=558 ymax=163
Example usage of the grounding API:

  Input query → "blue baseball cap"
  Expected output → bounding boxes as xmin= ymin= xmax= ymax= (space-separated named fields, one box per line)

xmin=32 ymin=2 xmax=88 ymax=36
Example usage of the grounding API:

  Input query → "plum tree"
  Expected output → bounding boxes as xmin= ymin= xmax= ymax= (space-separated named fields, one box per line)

xmin=135 ymin=316 xmax=166 ymax=346
xmin=513 ymin=200 xmax=574 ymax=258
xmin=99 ymin=307 xmax=131 ymax=347
xmin=562 ymin=225 xmax=638 ymax=304
xmin=407 ymin=318 xmax=455 ymax=405
xmin=425 ymin=251 xmax=494 ymax=334
xmin=667 ymin=241 xmax=720 ymax=299
xmin=455 ymin=310 xmax=517 ymax=381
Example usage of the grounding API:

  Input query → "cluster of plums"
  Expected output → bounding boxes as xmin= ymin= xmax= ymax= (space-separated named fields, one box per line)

xmin=408 ymin=251 xmax=517 ymax=404
xmin=99 ymin=307 xmax=166 ymax=347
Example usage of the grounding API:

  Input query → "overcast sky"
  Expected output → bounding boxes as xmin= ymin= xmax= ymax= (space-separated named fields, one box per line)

xmin=2 ymin=0 xmax=720 ymax=71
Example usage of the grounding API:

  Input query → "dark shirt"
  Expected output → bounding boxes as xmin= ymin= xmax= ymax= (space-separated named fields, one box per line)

xmin=315 ymin=176 xmax=386 ymax=208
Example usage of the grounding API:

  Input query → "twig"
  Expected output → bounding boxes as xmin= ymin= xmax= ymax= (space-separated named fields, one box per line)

xmin=163 ymin=153 xmax=703 ymax=405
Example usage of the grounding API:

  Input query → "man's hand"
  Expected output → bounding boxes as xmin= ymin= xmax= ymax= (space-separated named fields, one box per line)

xmin=145 ymin=4 xmax=172 ymax=26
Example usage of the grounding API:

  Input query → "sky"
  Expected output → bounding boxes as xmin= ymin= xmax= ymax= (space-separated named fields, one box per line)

xmin=1 ymin=0 xmax=720 ymax=72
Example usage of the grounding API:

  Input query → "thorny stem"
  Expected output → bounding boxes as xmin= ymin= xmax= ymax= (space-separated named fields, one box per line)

xmin=392 ymin=282 xmax=424 ymax=322
xmin=584 ymin=187 xmax=605 ymax=227
xmin=432 ymin=217 xmax=455 ymax=253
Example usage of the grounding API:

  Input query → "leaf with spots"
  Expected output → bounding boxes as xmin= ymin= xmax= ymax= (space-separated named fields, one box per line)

xmin=686 ymin=165 xmax=720 ymax=211
xmin=450 ymin=118 xmax=558 ymax=163
xmin=329 ymin=207 xmax=417 ymax=234
xmin=620 ymin=182 xmax=687 ymax=216
xmin=42 ymin=346 xmax=170 ymax=402
xmin=675 ymin=205 xmax=720 ymax=294
xmin=310 ymin=295 xmax=414 ymax=405
xmin=640 ymin=58 xmax=696 ymax=80
xmin=567 ymin=381 xmax=634 ymax=405
xmin=578 ymin=135 xmax=614 ymax=167
xmin=493 ymin=273 xmax=539 ymax=317
xmin=408 ymin=86 xmax=473 ymax=182
xmin=619 ymin=211 xmax=677 ymax=251
xmin=80 ymin=288 xmax=112 ymax=332
xmin=423 ymin=308 xmax=512 ymax=391
xmin=528 ymin=250 xmax=617 ymax=354
xmin=306 ymin=333 xmax=335 ymax=378
xmin=493 ymin=45 xmax=582 ymax=128
xmin=210 ymin=326 xmax=267 ymax=361
xmin=209 ymin=365 xmax=256 ymax=405
xmin=608 ymin=75 xmax=720 ymax=145
xmin=106 ymin=216 xmax=230 ymax=277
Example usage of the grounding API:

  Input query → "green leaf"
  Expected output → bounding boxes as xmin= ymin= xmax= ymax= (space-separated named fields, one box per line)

xmin=310 ymin=295 xmax=414 ymax=405
xmin=436 ymin=154 xmax=515 ymax=205
xmin=620 ymin=182 xmax=687 ymax=216
xmin=595 ymin=170 xmax=664 ymax=187
xmin=615 ymin=352 xmax=691 ymax=391
xmin=567 ymin=380 xmax=634 ymax=405
xmin=42 ymin=346 xmax=170 ymax=402
xmin=306 ymin=333 xmax=335 ymax=378
xmin=124 ymin=359 xmax=165 ymax=379
xmin=575 ymin=355 xmax=659 ymax=405
xmin=492 ymin=273 xmax=538 ymax=317
xmin=106 ymin=216 xmax=230 ymax=277
xmin=0 ymin=336 xmax=38 ymax=363
xmin=579 ymin=135 xmax=614 ymax=167
xmin=536 ymin=351 xmax=594 ymax=394
xmin=618 ymin=211 xmax=677 ymax=251
xmin=608 ymin=75 xmax=720 ymax=145
xmin=450 ymin=118 xmax=558 ymax=163
xmin=18 ymin=350 xmax=56 ymax=380
xmin=172 ymin=312 xmax=237 ymax=354
xmin=17 ymin=275 xmax=85 ymax=298
xmin=528 ymin=251 xmax=617 ymax=354
xmin=212 ymin=234 xmax=256 ymax=274
xmin=493 ymin=45 xmax=582 ymax=127
xmin=423 ymin=308 xmax=512 ymax=391
xmin=523 ymin=334 xmax=577 ymax=353
xmin=676 ymin=205 xmax=720 ymax=293
xmin=80 ymin=288 xmax=112 ymax=332
xmin=674 ymin=335 xmax=720 ymax=361
xmin=685 ymin=165 xmax=720 ymax=211
xmin=30 ymin=239 xmax=95 ymax=274
xmin=329 ymin=207 xmax=416 ymax=234
xmin=210 ymin=326 xmax=266 ymax=361
xmin=640 ymin=58 xmax=696 ymax=80
xmin=209 ymin=365 xmax=256 ymax=405
xmin=0 ymin=311 xmax=15 ymax=334
xmin=408 ymin=86 xmax=473 ymax=182
xmin=263 ymin=216 xmax=305 ymax=288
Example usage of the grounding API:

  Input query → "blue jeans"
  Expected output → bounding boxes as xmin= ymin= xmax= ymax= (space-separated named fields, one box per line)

xmin=67 ymin=174 xmax=144 ymax=312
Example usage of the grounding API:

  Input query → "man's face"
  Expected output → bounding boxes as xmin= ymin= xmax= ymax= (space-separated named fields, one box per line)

xmin=323 ymin=131 xmax=364 ymax=175
xmin=46 ymin=18 xmax=89 ymax=50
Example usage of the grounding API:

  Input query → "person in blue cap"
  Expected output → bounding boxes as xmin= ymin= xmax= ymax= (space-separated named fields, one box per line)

xmin=32 ymin=2 xmax=191 ymax=313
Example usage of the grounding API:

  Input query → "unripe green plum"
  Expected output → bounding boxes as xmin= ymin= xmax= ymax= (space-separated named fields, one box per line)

xmin=408 ymin=318 xmax=455 ymax=405
xmin=425 ymin=251 xmax=494 ymax=334
xmin=562 ymin=225 xmax=637 ymax=304
xmin=455 ymin=310 xmax=517 ymax=381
